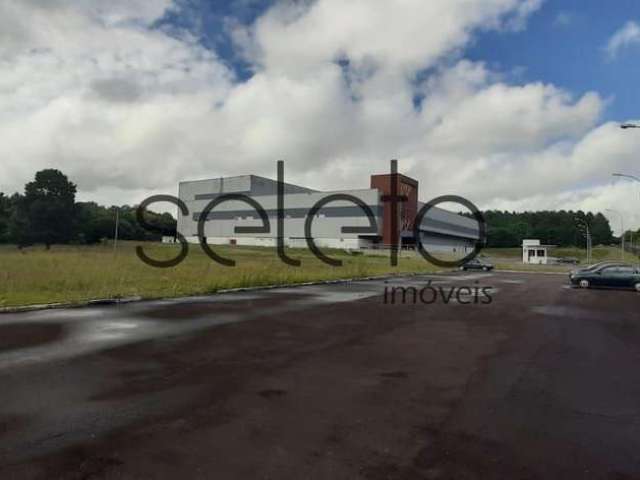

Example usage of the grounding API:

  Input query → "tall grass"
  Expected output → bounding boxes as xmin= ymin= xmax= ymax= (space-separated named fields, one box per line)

xmin=0 ymin=242 xmax=439 ymax=307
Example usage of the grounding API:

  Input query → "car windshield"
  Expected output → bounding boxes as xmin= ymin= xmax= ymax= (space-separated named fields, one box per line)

xmin=584 ymin=262 xmax=617 ymax=271
xmin=597 ymin=264 xmax=632 ymax=273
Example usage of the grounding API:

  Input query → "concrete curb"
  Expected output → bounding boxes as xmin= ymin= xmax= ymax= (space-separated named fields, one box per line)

xmin=495 ymin=269 xmax=569 ymax=276
xmin=0 ymin=270 xmax=446 ymax=315
xmin=0 ymin=296 xmax=144 ymax=314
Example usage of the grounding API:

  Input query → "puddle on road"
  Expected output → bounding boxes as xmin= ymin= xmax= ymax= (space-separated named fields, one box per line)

xmin=137 ymin=293 xmax=315 ymax=320
xmin=271 ymin=286 xmax=380 ymax=304
xmin=531 ymin=305 xmax=621 ymax=322
xmin=532 ymin=305 xmax=580 ymax=317
xmin=88 ymin=320 xmax=145 ymax=342
xmin=0 ymin=289 xmax=353 ymax=369
xmin=0 ymin=275 xmax=499 ymax=369
xmin=441 ymin=273 xmax=495 ymax=281
xmin=0 ymin=323 xmax=66 ymax=353
xmin=140 ymin=301 xmax=255 ymax=320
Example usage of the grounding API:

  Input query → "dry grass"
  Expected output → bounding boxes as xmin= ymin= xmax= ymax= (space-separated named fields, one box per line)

xmin=0 ymin=242 xmax=441 ymax=307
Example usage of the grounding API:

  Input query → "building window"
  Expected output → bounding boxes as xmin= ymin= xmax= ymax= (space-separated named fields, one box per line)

xmin=537 ymin=249 xmax=545 ymax=257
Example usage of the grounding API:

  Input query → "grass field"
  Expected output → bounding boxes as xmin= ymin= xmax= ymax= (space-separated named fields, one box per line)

xmin=0 ymin=242 xmax=441 ymax=307
xmin=2 ymin=242 xmax=637 ymax=308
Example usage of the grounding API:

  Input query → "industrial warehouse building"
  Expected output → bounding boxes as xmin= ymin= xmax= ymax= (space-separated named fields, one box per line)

xmin=176 ymin=171 xmax=480 ymax=254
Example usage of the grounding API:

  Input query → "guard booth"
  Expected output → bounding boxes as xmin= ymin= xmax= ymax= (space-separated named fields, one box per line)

xmin=522 ymin=239 xmax=555 ymax=265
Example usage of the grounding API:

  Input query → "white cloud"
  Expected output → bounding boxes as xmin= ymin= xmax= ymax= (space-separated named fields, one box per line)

xmin=1 ymin=0 xmax=639 ymax=230
xmin=605 ymin=20 xmax=640 ymax=59
xmin=242 ymin=0 xmax=545 ymax=76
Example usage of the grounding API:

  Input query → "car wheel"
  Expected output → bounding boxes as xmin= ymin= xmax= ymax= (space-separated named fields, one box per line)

xmin=635 ymin=282 xmax=640 ymax=292
xmin=482 ymin=266 xmax=489 ymax=271
xmin=579 ymin=279 xmax=590 ymax=289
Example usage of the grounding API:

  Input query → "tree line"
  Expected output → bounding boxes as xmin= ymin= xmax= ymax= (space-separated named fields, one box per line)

xmin=483 ymin=210 xmax=618 ymax=248
xmin=0 ymin=169 xmax=630 ymax=250
xmin=0 ymin=169 xmax=176 ymax=247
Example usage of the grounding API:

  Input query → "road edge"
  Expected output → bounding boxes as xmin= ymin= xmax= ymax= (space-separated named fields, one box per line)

xmin=0 ymin=270 xmax=446 ymax=314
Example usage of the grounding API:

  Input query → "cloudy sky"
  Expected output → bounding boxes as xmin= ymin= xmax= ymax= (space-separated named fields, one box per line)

xmin=1 ymin=0 xmax=640 ymax=232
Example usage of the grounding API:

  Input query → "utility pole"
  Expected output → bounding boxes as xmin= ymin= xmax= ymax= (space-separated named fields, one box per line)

xmin=113 ymin=207 xmax=120 ymax=254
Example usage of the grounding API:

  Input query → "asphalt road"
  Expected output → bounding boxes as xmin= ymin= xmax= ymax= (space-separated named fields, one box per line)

xmin=1 ymin=272 xmax=639 ymax=479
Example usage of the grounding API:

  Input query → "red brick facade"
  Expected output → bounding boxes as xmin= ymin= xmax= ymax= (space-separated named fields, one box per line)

xmin=370 ymin=173 xmax=419 ymax=246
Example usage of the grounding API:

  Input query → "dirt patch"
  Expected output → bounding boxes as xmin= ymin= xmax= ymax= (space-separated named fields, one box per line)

xmin=0 ymin=323 xmax=66 ymax=353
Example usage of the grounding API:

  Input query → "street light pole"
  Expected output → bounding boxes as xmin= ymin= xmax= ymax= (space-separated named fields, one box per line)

xmin=606 ymin=208 xmax=625 ymax=260
xmin=612 ymin=173 xmax=640 ymax=201
xmin=612 ymin=173 xmax=640 ymax=184
xmin=618 ymin=126 xmax=640 ymax=258
xmin=575 ymin=217 xmax=592 ymax=265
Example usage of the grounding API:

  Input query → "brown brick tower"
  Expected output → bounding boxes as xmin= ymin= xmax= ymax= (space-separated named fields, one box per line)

xmin=370 ymin=172 xmax=419 ymax=247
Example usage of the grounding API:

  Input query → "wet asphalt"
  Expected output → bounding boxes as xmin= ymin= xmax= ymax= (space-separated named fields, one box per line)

xmin=0 ymin=271 xmax=639 ymax=479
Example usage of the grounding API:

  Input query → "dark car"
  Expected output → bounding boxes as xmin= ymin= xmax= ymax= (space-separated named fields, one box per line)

xmin=569 ymin=263 xmax=640 ymax=291
xmin=570 ymin=262 xmax=626 ymax=276
xmin=460 ymin=258 xmax=494 ymax=272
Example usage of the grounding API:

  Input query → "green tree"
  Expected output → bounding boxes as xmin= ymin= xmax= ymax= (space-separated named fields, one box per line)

xmin=75 ymin=202 xmax=116 ymax=244
xmin=591 ymin=212 xmax=614 ymax=245
xmin=74 ymin=202 xmax=176 ymax=243
xmin=484 ymin=209 xmax=614 ymax=248
xmin=16 ymin=169 xmax=77 ymax=248
xmin=0 ymin=193 xmax=11 ymax=242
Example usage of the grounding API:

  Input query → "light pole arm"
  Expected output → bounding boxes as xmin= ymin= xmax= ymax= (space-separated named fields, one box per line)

xmin=612 ymin=173 xmax=640 ymax=183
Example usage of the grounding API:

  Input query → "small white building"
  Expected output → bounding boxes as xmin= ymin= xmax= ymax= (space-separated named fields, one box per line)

xmin=522 ymin=239 xmax=555 ymax=265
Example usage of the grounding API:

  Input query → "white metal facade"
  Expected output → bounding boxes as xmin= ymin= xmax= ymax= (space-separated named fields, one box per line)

xmin=177 ymin=174 xmax=481 ymax=253
xmin=178 ymin=175 xmax=382 ymax=249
